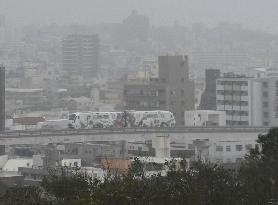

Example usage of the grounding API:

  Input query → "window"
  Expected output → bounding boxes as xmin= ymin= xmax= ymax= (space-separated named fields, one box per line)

xmin=188 ymin=144 xmax=194 ymax=149
xmin=264 ymin=122 xmax=269 ymax=126
xmin=226 ymin=145 xmax=231 ymax=152
xmin=263 ymin=92 xmax=268 ymax=98
xmin=263 ymin=112 xmax=269 ymax=118
xmin=236 ymin=145 xmax=243 ymax=151
xmin=217 ymin=100 xmax=224 ymax=105
xmin=245 ymin=144 xmax=252 ymax=151
xmin=217 ymin=90 xmax=224 ymax=95
xmin=240 ymin=91 xmax=248 ymax=96
xmin=150 ymin=90 xmax=157 ymax=96
xmin=181 ymin=78 xmax=185 ymax=83
xmin=263 ymin=102 xmax=269 ymax=108
xmin=181 ymin=101 xmax=185 ymax=106
xmin=181 ymin=90 xmax=185 ymax=95
xmin=216 ymin=146 xmax=223 ymax=152
xmin=241 ymin=81 xmax=248 ymax=86
xmin=180 ymin=61 xmax=185 ymax=67
xmin=217 ymin=81 xmax=225 ymax=85
xmin=263 ymin=82 xmax=268 ymax=88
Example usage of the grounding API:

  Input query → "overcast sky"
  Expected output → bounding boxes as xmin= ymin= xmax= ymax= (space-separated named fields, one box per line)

xmin=1 ymin=0 xmax=278 ymax=32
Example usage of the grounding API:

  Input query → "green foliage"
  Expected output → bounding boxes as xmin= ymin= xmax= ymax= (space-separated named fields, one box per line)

xmin=0 ymin=186 xmax=55 ymax=205
xmin=87 ymin=159 xmax=242 ymax=205
xmin=3 ymin=128 xmax=278 ymax=204
xmin=239 ymin=128 xmax=278 ymax=204
xmin=41 ymin=167 xmax=95 ymax=205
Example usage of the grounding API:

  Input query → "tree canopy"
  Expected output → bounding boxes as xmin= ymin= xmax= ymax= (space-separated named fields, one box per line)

xmin=2 ymin=128 xmax=278 ymax=205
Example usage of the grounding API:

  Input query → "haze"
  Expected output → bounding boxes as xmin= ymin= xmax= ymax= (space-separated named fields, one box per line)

xmin=1 ymin=0 xmax=278 ymax=32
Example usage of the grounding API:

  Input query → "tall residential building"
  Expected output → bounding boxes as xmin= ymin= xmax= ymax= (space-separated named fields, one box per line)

xmin=158 ymin=56 xmax=195 ymax=126
xmin=62 ymin=34 xmax=99 ymax=78
xmin=0 ymin=66 xmax=5 ymax=131
xmin=216 ymin=73 xmax=252 ymax=126
xmin=199 ymin=69 xmax=220 ymax=110
xmin=124 ymin=81 xmax=166 ymax=110
xmin=253 ymin=77 xmax=278 ymax=127
xmin=215 ymin=72 xmax=278 ymax=127
xmin=124 ymin=55 xmax=195 ymax=126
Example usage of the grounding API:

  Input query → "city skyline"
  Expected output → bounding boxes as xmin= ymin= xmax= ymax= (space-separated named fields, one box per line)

xmin=1 ymin=0 xmax=278 ymax=33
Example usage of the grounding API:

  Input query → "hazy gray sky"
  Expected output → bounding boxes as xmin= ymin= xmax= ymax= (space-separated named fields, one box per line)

xmin=1 ymin=0 xmax=278 ymax=31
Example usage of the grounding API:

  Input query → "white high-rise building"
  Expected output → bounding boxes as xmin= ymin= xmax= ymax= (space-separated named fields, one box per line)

xmin=62 ymin=34 xmax=99 ymax=78
xmin=216 ymin=72 xmax=278 ymax=127
xmin=216 ymin=73 xmax=253 ymax=126
xmin=253 ymin=77 xmax=278 ymax=127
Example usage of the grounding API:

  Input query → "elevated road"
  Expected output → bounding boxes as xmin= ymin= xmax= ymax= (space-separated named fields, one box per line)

xmin=0 ymin=127 xmax=269 ymax=146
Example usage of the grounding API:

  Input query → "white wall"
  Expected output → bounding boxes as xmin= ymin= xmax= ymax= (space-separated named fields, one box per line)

xmin=251 ymin=80 xmax=263 ymax=126
xmin=61 ymin=159 xmax=81 ymax=167
xmin=184 ymin=110 xmax=226 ymax=126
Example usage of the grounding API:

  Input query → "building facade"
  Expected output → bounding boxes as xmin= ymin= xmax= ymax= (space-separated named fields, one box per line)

xmin=158 ymin=56 xmax=195 ymax=126
xmin=62 ymin=34 xmax=99 ymax=78
xmin=216 ymin=73 xmax=253 ymax=126
xmin=216 ymin=72 xmax=278 ymax=127
xmin=199 ymin=69 xmax=220 ymax=110
xmin=0 ymin=66 xmax=4 ymax=131
xmin=253 ymin=77 xmax=278 ymax=127
xmin=124 ymin=56 xmax=195 ymax=126
xmin=184 ymin=110 xmax=226 ymax=127
xmin=124 ymin=81 xmax=166 ymax=110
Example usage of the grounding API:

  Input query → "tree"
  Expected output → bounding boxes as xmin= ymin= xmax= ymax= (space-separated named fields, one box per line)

xmin=41 ymin=167 xmax=95 ymax=205
xmin=0 ymin=186 xmax=55 ymax=205
xmin=239 ymin=128 xmax=278 ymax=204
xmin=0 ymin=159 xmax=242 ymax=205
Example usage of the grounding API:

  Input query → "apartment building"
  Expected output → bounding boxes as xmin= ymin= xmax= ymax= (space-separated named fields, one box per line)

xmin=216 ymin=73 xmax=254 ymax=126
xmin=62 ymin=34 xmax=99 ymax=78
xmin=124 ymin=55 xmax=195 ymax=126
xmin=216 ymin=71 xmax=278 ymax=127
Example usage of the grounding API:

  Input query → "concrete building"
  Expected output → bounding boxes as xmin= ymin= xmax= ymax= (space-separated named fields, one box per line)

xmin=124 ymin=81 xmax=166 ymax=110
xmin=194 ymin=138 xmax=258 ymax=164
xmin=199 ymin=69 xmax=220 ymax=110
xmin=124 ymin=55 xmax=195 ymax=126
xmin=0 ymin=66 xmax=5 ymax=131
xmin=159 ymin=56 xmax=195 ymax=126
xmin=5 ymin=88 xmax=45 ymax=114
xmin=60 ymin=141 xmax=128 ymax=166
xmin=184 ymin=110 xmax=226 ymax=127
xmin=216 ymin=73 xmax=253 ymax=126
xmin=216 ymin=72 xmax=278 ymax=127
xmin=62 ymin=34 xmax=99 ymax=78
xmin=253 ymin=76 xmax=278 ymax=127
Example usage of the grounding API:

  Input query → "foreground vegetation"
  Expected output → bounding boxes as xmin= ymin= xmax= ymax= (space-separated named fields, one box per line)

xmin=2 ymin=128 xmax=278 ymax=205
